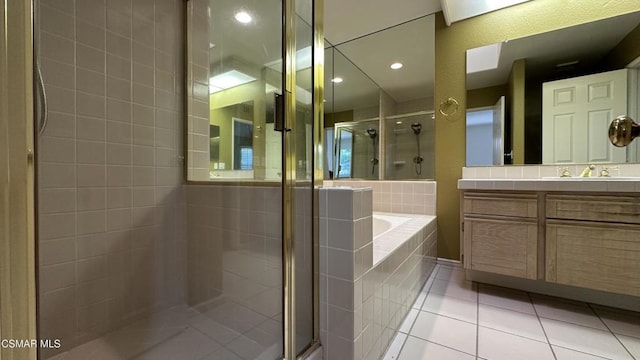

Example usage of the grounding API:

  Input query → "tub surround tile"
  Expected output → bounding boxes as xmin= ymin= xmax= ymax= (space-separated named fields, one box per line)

xmin=327 ymin=180 xmax=436 ymax=216
xmin=320 ymin=186 xmax=438 ymax=360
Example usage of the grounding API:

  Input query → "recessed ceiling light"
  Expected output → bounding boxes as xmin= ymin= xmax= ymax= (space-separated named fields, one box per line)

xmin=331 ymin=77 xmax=343 ymax=83
xmin=209 ymin=70 xmax=256 ymax=94
xmin=390 ymin=62 xmax=403 ymax=70
xmin=234 ymin=11 xmax=252 ymax=24
xmin=396 ymin=121 xmax=403 ymax=124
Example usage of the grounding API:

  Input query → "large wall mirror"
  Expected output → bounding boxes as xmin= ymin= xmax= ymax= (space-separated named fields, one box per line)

xmin=324 ymin=15 xmax=436 ymax=180
xmin=465 ymin=11 xmax=640 ymax=166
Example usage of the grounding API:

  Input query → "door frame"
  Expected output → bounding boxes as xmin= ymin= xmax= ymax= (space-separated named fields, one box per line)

xmin=1 ymin=0 xmax=37 ymax=359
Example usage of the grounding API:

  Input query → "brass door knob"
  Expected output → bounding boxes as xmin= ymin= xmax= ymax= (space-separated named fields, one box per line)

xmin=609 ymin=115 xmax=640 ymax=147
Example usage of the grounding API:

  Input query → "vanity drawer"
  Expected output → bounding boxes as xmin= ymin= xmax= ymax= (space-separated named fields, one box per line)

xmin=546 ymin=219 xmax=640 ymax=297
xmin=546 ymin=194 xmax=640 ymax=224
xmin=463 ymin=192 xmax=537 ymax=218
xmin=463 ymin=216 xmax=538 ymax=280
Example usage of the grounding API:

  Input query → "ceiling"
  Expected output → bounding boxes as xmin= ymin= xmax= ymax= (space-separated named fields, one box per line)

xmin=324 ymin=0 xmax=441 ymax=45
xmin=466 ymin=11 xmax=640 ymax=90
xmin=207 ymin=0 xmax=441 ymax=109
xmin=324 ymin=0 xmax=441 ymax=109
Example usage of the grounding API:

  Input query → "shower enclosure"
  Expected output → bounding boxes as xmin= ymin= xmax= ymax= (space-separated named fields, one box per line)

xmin=333 ymin=120 xmax=379 ymax=179
xmin=34 ymin=0 xmax=322 ymax=358
xmin=385 ymin=112 xmax=435 ymax=179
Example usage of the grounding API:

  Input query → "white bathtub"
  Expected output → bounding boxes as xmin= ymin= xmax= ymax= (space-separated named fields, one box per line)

xmin=372 ymin=212 xmax=436 ymax=265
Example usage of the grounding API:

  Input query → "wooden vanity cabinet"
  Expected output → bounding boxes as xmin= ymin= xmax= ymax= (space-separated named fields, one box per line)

xmin=462 ymin=192 xmax=540 ymax=280
xmin=546 ymin=194 xmax=640 ymax=297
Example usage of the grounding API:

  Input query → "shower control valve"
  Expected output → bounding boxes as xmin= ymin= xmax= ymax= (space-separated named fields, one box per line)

xmin=413 ymin=156 xmax=424 ymax=164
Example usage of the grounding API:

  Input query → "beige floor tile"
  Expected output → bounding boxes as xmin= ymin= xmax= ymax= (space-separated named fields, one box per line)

xmin=478 ymin=327 xmax=554 ymax=360
xmin=541 ymin=318 xmax=633 ymax=360
xmin=399 ymin=336 xmax=475 ymax=360
xmin=422 ymin=293 xmax=477 ymax=324
xmin=409 ymin=311 xmax=477 ymax=356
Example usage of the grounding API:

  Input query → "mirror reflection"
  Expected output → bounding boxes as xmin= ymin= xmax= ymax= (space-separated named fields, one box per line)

xmin=465 ymin=11 xmax=640 ymax=166
xmin=324 ymin=15 xmax=436 ymax=180
xmin=186 ymin=0 xmax=315 ymax=181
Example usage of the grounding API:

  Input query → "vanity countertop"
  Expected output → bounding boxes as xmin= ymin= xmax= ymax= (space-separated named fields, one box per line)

xmin=458 ymin=178 xmax=640 ymax=192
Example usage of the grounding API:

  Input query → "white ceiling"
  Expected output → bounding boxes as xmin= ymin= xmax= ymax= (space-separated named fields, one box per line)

xmin=324 ymin=0 xmax=440 ymax=110
xmin=207 ymin=0 xmax=441 ymax=110
xmin=324 ymin=0 xmax=441 ymax=45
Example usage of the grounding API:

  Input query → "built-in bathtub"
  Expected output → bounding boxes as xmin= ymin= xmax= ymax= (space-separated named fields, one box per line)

xmin=319 ymin=185 xmax=437 ymax=360
xmin=372 ymin=212 xmax=436 ymax=265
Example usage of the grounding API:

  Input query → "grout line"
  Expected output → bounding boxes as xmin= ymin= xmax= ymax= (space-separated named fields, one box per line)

xmin=476 ymin=282 xmax=480 ymax=358
xmin=394 ymin=264 xmax=439 ymax=359
xmin=528 ymin=292 xmax=558 ymax=360
xmin=588 ymin=303 xmax=638 ymax=360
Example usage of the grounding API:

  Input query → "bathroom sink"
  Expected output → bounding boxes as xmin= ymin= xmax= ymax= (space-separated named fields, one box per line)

xmin=542 ymin=177 xmax=640 ymax=180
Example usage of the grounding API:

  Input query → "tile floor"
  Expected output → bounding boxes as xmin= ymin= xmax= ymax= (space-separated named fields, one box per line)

xmin=49 ymin=299 xmax=283 ymax=360
xmin=49 ymin=248 xmax=285 ymax=360
xmin=384 ymin=264 xmax=640 ymax=360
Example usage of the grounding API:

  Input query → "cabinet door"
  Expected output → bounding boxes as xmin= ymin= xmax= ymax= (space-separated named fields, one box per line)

xmin=546 ymin=220 xmax=640 ymax=297
xmin=464 ymin=216 xmax=538 ymax=279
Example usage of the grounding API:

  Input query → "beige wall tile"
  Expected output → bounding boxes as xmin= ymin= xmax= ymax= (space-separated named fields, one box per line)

xmin=77 ymin=140 xmax=106 ymax=164
xmin=77 ymin=188 xmax=106 ymax=211
xmin=39 ymin=189 xmax=76 ymax=214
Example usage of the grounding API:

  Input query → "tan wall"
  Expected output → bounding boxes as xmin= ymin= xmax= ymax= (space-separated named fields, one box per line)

xmin=509 ymin=59 xmax=526 ymax=164
xmin=0 ymin=0 xmax=37 ymax=359
xmin=324 ymin=110 xmax=354 ymax=128
xmin=602 ymin=22 xmax=640 ymax=71
xmin=466 ymin=85 xmax=507 ymax=109
xmin=434 ymin=1 xmax=640 ymax=260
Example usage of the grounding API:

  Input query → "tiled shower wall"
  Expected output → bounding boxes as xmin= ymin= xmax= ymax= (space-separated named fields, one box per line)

xmin=37 ymin=0 xmax=186 ymax=356
xmin=185 ymin=185 xmax=315 ymax=351
xmin=185 ymin=185 xmax=282 ymax=307
xmin=186 ymin=0 xmax=210 ymax=181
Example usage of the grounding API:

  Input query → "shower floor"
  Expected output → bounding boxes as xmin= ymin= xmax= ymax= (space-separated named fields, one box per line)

xmin=48 ymin=299 xmax=282 ymax=360
xmin=48 ymin=248 xmax=284 ymax=360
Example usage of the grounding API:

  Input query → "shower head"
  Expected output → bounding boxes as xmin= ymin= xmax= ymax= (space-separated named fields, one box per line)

xmin=366 ymin=128 xmax=377 ymax=139
xmin=411 ymin=123 xmax=422 ymax=135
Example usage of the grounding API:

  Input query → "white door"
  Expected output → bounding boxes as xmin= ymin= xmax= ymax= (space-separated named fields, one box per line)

xmin=492 ymin=96 xmax=506 ymax=165
xmin=265 ymin=123 xmax=282 ymax=179
xmin=542 ymin=69 xmax=628 ymax=164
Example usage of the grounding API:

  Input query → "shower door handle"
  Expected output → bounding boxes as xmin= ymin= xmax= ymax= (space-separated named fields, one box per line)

xmin=35 ymin=60 xmax=48 ymax=135
xmin=274 ymin=93 xmax=290 ymax=132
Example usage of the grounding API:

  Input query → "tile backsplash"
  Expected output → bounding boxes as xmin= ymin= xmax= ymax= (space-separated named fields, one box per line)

xmin=462 ymin=164 xmax=640 ymax=179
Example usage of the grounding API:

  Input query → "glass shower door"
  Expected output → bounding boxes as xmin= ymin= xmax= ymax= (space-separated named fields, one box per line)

xmin=34 ymin=0 xmax=320 ymax=357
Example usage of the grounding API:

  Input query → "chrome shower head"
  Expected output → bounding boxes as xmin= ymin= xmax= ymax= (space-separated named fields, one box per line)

xmin=411 ymin=123 xmax=422 ymax=135
xmin=366 ymin=128 xmax=377 ymax=139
